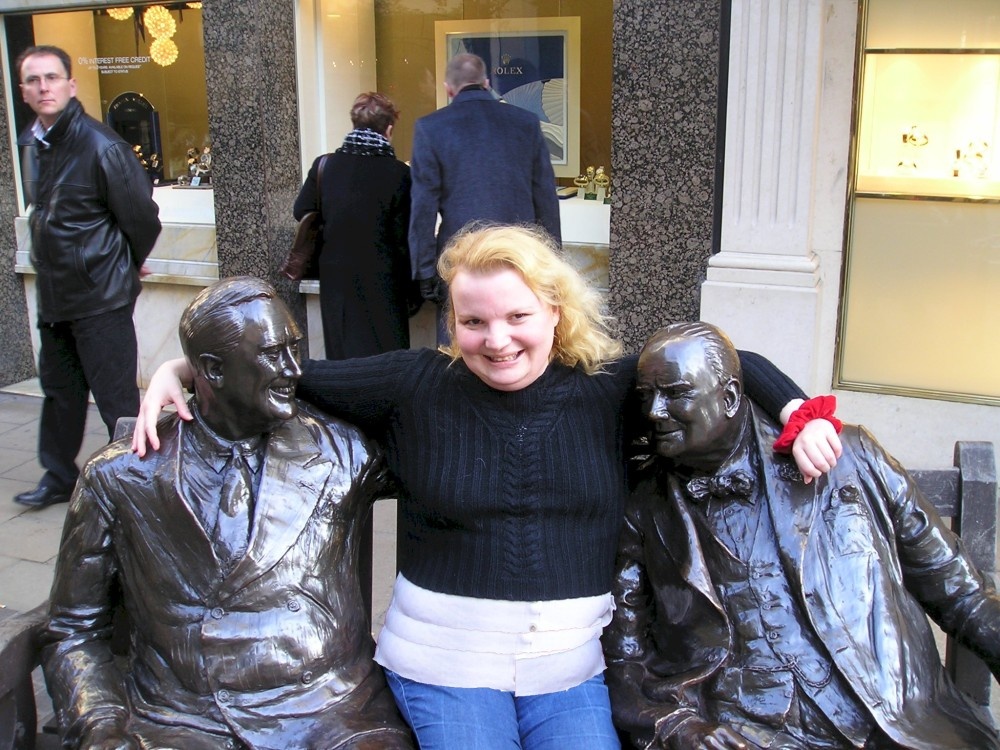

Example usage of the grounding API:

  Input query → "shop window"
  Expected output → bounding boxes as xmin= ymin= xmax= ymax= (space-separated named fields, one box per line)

xmin=294 ymin=0 xmax=614 ymax=289
xmin=4 ymin=3 xmax=212 ymax=223
xmin=295 ymin=0 xmax=613 ymax=188
xmin=838 ymin=0 xmax=1000 ymax=403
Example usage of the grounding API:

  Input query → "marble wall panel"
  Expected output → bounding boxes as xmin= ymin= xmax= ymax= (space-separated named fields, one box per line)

xmin=19 ymin=275 xmax=200 ymax=389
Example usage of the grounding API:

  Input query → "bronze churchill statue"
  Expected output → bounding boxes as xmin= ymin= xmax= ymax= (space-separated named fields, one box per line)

xmin=43 ymin=277 xmax=414 ymax=749
xmin=604 ymin=322 xmax=1000 ymax=750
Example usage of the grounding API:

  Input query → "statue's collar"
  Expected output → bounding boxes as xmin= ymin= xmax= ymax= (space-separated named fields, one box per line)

xmin=188 ymin=400 xmax=264 ymax=473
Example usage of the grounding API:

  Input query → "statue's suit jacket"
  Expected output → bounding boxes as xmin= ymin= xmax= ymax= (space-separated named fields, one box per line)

xmin=604 ymin=404 xmax=1000 ymax=750
xmin=44 ymin=402 xmax=413 ymax=750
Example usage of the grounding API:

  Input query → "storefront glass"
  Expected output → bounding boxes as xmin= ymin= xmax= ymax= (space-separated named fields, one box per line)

xmin=294 ymin=0 xmax=615 ymax=307
xmin=838 ymin=0 xmax=1000 ymax=403
xmin=295 ymin=0 xmax=613 ymax=188
xmin=3 ymin=3 xmax=212 ymax=222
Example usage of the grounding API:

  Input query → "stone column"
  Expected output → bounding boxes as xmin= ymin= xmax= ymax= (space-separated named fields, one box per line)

xmin=700 ymin=0 xmax=855 ymax=390
xmin=608 ymin=0 xmax=724 ymax=353
xmin=0 ymin=70 xmax=39 ymax=386
xmin=202 ymin=0 xmax=307 ymax=331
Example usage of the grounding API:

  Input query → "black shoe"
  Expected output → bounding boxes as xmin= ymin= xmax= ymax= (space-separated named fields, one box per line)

xmin=14 ymin=483 xmax=70 ymax=509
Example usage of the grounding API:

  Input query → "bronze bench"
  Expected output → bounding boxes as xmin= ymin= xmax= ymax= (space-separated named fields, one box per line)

xmin=2 ymin=441 xmax=997 ymax=749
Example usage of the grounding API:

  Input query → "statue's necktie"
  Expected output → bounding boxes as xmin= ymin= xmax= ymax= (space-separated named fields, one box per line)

xmin=214 ymin=446 xmax=255 ymax=569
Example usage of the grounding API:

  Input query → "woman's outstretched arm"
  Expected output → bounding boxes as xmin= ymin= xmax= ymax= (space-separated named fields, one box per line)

xmin=739 ymin=350 xmax=842 ymax=483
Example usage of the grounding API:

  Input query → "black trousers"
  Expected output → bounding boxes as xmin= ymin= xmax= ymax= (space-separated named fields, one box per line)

xmin=37 ymin=304 xmax=140 ymax=491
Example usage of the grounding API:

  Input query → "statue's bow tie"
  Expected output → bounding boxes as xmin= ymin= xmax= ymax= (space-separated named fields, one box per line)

xmin=686 ymin=470 xmax=754 ymax=503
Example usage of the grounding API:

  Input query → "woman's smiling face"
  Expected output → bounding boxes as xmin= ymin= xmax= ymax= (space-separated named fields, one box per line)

xmin=450 ymin=267 xmax=560 ymax=392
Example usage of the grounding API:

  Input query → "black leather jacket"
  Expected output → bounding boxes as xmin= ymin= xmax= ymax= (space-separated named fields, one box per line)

xmin=18 ymin=97 xmax=161 ymax=323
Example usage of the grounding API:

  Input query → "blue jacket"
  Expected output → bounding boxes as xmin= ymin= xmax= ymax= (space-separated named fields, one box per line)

xmin=408 ymin=87 xmax=561 ymax=280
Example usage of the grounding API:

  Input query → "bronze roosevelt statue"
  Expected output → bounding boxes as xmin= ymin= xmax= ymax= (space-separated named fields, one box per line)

xmin=42 ymin=277 xmax=414 ymax=749
xmin=603 ymin=322 xmax=1000 ymax=750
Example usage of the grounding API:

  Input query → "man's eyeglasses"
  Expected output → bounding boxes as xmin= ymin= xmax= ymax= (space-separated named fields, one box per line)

xmin=21 ymin=73 xmax=69 ymax=88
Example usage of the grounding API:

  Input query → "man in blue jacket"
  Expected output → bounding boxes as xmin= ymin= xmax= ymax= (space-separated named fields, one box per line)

xmin=14 ymin=45 xmax=161 ymax=509
xmin=408 ymin=52 xmax=560 ymax=341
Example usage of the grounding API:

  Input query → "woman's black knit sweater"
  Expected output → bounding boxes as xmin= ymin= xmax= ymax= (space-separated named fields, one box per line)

xmin=298 ymin=348 xmax=802 ymax=601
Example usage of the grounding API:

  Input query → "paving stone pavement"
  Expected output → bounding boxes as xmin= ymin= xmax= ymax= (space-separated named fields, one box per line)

xmin=0 ymin=389 xmax=102 ymax=614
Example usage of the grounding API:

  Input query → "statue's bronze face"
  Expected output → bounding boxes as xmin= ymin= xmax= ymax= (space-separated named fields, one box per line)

xmin=636 ymin=337 xmax=735 ymax=468
xmin=215 ymin=297 xmax=302 ymax=434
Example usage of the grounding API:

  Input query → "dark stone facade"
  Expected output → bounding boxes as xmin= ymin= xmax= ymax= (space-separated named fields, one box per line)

xmin=202 ymin=0 xmax=308 ymax=335
xmin=0 ymin=68 xmax=37 ymax=386
xmin=609 ymin=0 xmax=721 ymax=352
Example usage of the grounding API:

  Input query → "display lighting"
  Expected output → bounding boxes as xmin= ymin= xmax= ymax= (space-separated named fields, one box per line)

xmin=186 ymin=2 xmax=203 ymax=7
xmin=150 ymin=37 xmax=179 ymax=67
xmin=106 ymin=7 xmax=134 ymax=20
xmin=143 ymin=5 xmax=176 ymax=39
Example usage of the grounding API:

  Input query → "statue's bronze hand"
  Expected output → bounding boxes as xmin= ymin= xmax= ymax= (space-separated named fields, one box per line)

xmin=669 ymin=716 xmax=752 ymax=750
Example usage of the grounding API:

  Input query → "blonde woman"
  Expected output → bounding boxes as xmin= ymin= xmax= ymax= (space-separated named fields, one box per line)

xmin=134 ymin=224 xmax=838 ymax=749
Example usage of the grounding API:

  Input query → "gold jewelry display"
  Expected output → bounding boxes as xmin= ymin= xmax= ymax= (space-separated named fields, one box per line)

xmin=897 ymin=125 xmax=928 ymax=174
xmin=584 ymin=166 xmax=597 ymax=200
xmin=902 ymin=125 xmax=929 ymax=147
xmin=594 ymin=166 xmax=610 ymax=203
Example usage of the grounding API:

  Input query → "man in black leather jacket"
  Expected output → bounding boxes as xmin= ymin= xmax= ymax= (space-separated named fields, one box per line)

xmin=14 ymin=45 xmax=161 ymax=509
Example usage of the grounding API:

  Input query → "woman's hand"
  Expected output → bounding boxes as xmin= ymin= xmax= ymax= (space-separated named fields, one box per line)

xmin=132 ymin=358 xmax=195 ymax=456
xmin=777 ymin=396 xmax=844 ymax=484
xmin=791 ymin=419 xmax=843 ymax=484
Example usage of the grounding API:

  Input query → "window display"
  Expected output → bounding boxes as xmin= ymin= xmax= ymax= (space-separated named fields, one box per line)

xmin=838 ymin=0 xmax=1000 ymax=403
xmin=854 ymin=50 xmax=1000 ymax=200
xmin=4 ymin=4 xmax=211 ymax=219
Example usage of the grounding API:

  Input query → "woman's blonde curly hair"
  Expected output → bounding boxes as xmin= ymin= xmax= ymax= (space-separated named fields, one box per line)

xmin=437 ymin=223 xmax=622 ymax=374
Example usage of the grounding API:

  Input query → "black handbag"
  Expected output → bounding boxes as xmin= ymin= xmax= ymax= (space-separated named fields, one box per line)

xmin=280 ymin=155 xmax=328 ymax=281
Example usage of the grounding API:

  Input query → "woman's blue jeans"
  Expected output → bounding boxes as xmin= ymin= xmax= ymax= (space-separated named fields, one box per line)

xmin=384 ymin=669 xmax=621 ymax=749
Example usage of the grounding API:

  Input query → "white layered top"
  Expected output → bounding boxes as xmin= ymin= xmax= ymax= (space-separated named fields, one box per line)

xmin=375 ymin=574 xmax=614 ymax=696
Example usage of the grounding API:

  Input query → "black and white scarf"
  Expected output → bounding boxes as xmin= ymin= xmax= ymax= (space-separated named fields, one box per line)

xmin=337 ymin=128 xmax=395 ymax=158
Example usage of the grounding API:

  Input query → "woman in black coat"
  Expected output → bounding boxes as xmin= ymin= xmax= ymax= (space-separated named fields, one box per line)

xmin=294 ymin=92 xmax=414 ymax=359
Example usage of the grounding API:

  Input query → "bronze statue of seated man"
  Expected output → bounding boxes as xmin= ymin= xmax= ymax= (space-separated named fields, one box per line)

xmin=43 ymin=277 xmax=414 ymax=750
xmin=604 ymin=321 xmax=1000 ymax=750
